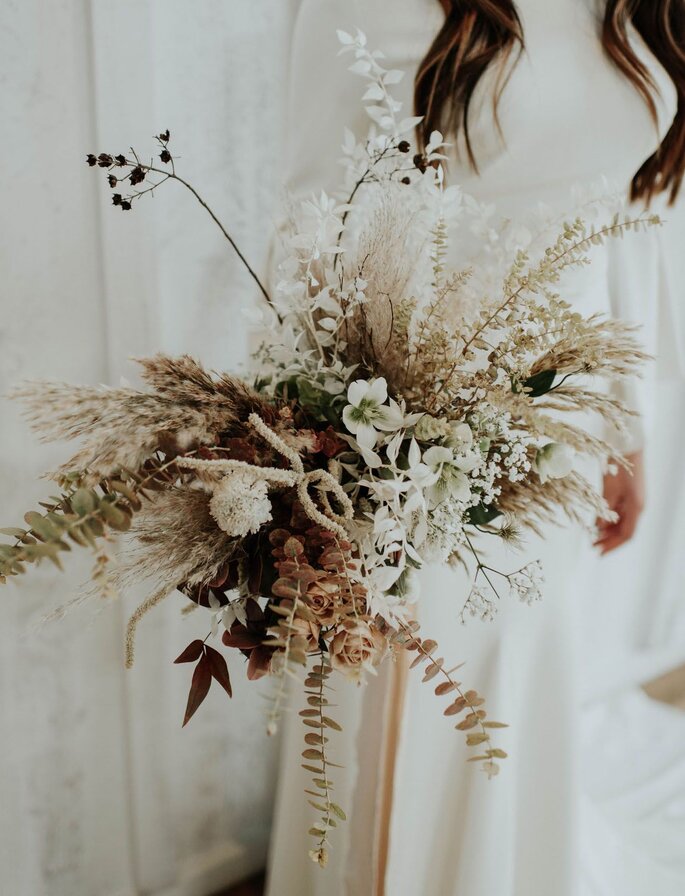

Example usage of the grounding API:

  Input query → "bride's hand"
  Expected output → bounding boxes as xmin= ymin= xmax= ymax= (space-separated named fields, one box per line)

xmin=595 ymin=450 xmax=645 ymax=554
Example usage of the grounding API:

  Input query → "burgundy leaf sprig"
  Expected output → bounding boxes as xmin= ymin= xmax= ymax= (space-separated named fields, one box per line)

xmin=174 ymin=638 xmax=233 ymax=727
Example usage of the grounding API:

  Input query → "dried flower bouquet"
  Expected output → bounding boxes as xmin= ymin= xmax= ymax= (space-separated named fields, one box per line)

xmin=1 ymin=31 xmax=655 ymax=866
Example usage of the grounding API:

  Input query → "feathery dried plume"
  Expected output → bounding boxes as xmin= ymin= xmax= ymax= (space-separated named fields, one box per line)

xmin=123 ymin=485 xmax=238 ymax=592
xmin=12 ymin=355 xmax=277 ymax=479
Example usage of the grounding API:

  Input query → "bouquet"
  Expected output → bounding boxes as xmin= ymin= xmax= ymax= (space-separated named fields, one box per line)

xmin=0 ymin=31 xmax=655 ymax=866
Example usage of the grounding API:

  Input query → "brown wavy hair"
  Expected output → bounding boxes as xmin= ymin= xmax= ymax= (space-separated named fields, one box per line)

xmin=415 ymin=0 xmax=685 ymax=202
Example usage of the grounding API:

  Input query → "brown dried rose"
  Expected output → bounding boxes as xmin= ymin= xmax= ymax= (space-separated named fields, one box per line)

xmin=328 ymin=618 xmax=386 ymax=681
xmin=305 ymin=580 xmax=343 ymax=625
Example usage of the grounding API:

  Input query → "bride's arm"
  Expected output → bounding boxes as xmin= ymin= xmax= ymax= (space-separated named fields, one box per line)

xmin=594 ymin=221 xmax=660 ymax=553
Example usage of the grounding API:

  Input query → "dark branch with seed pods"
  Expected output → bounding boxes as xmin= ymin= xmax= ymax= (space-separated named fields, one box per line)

xmin=86 ymin=130 xmax=279 ymax=318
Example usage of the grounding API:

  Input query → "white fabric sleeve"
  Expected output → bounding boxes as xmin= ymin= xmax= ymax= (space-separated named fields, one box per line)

xmin=605 ymin=222 xmax=658 ymax=455
xmin=606 ymin=203 xmax=685 ymax=455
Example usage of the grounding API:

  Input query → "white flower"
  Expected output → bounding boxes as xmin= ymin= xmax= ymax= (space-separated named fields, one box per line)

xmin=534 ymin=443 xmax=573 ymax=484
xmin=209 ymin=473 xmax=272 ymax=537
xmin=342 ymin=377 xmax=405 ymax=448
xmin=423 ymin=445 xmax=473 ymax=505
xmin=509 ymin=560 xmax=544 ymax=606
xmin=446 ymin=421 xmax=474 ymax=449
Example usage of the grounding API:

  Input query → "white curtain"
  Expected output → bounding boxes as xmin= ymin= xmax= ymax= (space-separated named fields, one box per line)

xmin=1 ymin=2 xmax=684 ymax=895
xmin=0 ymin=2 xmax=299 ymax=894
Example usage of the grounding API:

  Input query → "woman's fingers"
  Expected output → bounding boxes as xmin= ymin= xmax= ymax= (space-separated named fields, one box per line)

xmin=594 ymin=450 xmax=645 ymax=555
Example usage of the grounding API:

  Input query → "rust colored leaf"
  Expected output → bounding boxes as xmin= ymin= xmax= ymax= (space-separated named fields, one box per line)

xmin=284 ymin=537 xmax=304 ymax=559
xmin=174 ymin=639 xmax=204 ymax=664
xmin=222 ymin=626 xmax=262 ymax=649
xmin=247 ymin=646 xmax=272 ymax=680
xmin=302 ymin=748 xmax=324 ymax=760
xmin=205 ymin=645 xmax=232 ymax=698
xmin=455 ymin=714 xmax=479 ymax=731
xmin=435 ymin=681 xmax=456 ymax=696
xmin=182 ymin=654 xmax=212 ymax=727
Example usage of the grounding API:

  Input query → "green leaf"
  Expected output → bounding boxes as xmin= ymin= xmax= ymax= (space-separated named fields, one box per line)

xmin=72 ymin=488 xmax=97 ymax=516
xmin=99 ymin=501 xmax=131 ymax=531
xmin=521 ymin=368 xmax=557 ymax=397
xmin=467 ymin=503 xmax=501 ymax=526
xmin=0 ymin=528 xmax=26 ymax=539
xmin=329 ymin=802 xmax=347 ymax=821
xmin=23 ymin=513 xmax=60 ymax=541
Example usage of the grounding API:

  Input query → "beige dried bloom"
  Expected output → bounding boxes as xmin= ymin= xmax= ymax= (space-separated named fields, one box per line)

xmin=328 ymin=618 xmax=386 ymax=681
xmin=209 ymin=474 xmax=272 ymax=537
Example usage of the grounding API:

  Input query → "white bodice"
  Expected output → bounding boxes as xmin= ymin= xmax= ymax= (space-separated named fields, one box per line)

xmin=284 ymin=0 xmax=680 ymax=450
xmin=286 ymin=0 xmax=676 ymax=216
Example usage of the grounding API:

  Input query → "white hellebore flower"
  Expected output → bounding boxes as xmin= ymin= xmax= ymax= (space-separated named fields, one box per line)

xmin=423 ymin=445 xmax=473 ymax=506
xmin=342 ymin=377 xmax=405 ymax=449
xmin=209 ymin=472 xmax=272 ymax=537
xmin=534 ymin=443 xmax=573 ymax=484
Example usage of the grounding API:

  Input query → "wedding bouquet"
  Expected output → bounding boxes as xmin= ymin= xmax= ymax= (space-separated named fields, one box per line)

xmin=0 ymin=31 xmax=654 ymax=866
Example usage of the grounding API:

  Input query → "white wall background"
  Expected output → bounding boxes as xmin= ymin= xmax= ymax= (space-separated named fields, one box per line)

xmin=0 ymin=2 xmax=300 ymax=894
xmin=1 ymin=2 xmax=684 ymax=895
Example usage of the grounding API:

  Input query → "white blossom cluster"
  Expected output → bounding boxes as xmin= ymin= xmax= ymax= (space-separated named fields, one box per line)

xmin=242 ymin=29 xmax=624 ymax=625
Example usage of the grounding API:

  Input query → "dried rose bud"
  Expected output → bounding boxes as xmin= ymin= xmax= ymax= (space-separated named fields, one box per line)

xmin=107 ymin=174 xmax=118 ymax=188
xmin=120 ymin=200 xmax=132 ymax=211
xmin=398 ymin=140 xmax=411 ymax=153
xmin=159 ymin=129 xmax=170 ymax=143
xmin=159 ymin=149 xmax=172 ymax=164
xmin=401 ymin=176 xmax=411 ymax=185
xmin=413 ymin=153 xmax=427 ymax=173
xmin=111 ymin=193 xmax=123 ymax=206
xmin=114 ymin=154 xmax=127 ymax=166
xmin=86 ymin=154 xmax=97 ymax=166
xmin=129 ymin=166 xmax=145 ymax=186
xmin=97 ymin=153 xmax=113 ymax=168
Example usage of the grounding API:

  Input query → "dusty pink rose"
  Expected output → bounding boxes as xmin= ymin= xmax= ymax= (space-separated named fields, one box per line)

xmin=328 ymin=618 xmax=386 ymax=681
xmin=305 ymin=581 xmax=343 ymax=625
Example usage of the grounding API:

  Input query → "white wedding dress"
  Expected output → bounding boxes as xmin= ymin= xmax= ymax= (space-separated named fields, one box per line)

xmin=265 ymin=2 xmax=677 ymax=894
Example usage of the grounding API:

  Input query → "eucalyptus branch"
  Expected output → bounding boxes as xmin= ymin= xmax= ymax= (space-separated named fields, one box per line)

xmin=395 ymin=619 xmax=507 ymax=777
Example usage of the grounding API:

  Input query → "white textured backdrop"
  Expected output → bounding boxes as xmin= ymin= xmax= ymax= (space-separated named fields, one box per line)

xmin=1 ymin=2 xmax=685 ymax=895
xmin=0 ymin=2 xmax=299 ymax=894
